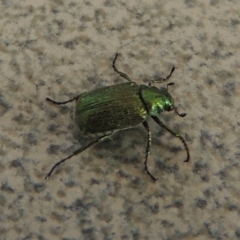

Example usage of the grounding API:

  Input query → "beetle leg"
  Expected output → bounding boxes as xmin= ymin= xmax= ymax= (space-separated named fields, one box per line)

xmin=45 ymin=134 xmax=111 ymax=179
xmin=142 ymin=121 xmax=158 ymax=182
xmin=151 ymin=116 xmax=190 ymax=162
xmin=112 ymin=53 xmax=133 ymax=82
xmin=149 ymin=66 xmax=175 ymax=86
xmin=46 ymin=95 xmax=80 ymax=105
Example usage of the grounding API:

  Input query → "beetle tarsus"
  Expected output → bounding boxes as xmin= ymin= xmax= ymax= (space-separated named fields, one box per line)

xmin=46 ymin=97 xmax=77 ymax=105
xmin=149 ymin=65 xmax=175 ymax=85
xmin=112 ymin=52 xmax=133 ymax=82
xmin=147 ymin=171 xmax=158 ymax=183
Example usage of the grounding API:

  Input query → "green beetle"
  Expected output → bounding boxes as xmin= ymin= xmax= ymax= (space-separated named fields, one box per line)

xmin=45 ymin=53 xmax=190 ymax=182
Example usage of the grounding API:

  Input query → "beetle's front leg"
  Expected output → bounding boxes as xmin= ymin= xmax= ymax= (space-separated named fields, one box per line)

xmin=148 ymin=66 xmax=175 ymax=86
xmin=151 ymin=116 xmax=190 ymax=162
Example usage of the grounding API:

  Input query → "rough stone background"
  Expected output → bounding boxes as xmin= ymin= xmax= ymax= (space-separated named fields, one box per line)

xmin=0 ymin=0 xmax=240 ymax=239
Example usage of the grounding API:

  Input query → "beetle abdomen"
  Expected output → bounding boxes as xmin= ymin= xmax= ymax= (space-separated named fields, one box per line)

xmin=75 ymin=82 xmax=147 ymax=134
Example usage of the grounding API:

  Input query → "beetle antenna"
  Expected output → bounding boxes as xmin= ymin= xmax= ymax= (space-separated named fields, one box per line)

xmin=167 ymin=82 xmax=175 ymax=90
xmin=174 ymin=107 xmax=186 ymax=117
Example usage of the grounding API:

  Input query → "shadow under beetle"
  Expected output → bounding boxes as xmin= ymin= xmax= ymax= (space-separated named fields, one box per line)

xmin=45 ymin=53 xmax=190 ymax=182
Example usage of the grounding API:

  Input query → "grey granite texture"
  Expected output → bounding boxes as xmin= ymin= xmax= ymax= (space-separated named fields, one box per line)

xmin=0 ymin=0 xmax=240 ymax=239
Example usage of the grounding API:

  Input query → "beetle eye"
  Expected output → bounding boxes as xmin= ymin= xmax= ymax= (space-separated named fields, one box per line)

xmin=166 ymin=105 xmax=173 ymax=111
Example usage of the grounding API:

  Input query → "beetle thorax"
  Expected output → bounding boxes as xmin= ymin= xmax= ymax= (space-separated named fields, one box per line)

xmin=140 ymin=85 xmax=174 ymax=116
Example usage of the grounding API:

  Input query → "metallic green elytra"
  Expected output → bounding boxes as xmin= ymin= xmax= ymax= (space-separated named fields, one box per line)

xmin=45 ymin=53 xmax=190 ymax=182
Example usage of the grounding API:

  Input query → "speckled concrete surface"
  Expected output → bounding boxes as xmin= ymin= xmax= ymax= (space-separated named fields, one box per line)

xmin=0 ymin=0 xmax=240 ymax=239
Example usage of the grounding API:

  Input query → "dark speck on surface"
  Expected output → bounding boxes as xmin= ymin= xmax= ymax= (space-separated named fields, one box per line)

xmin=47 ymin=144 xmax=61 ymax=155
xmin=1 ymin=182 xmax=14 ymax=193
xmin=196 ymin=198 xmax=207 ymax=209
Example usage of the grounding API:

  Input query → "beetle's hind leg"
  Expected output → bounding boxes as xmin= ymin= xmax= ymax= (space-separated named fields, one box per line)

xmin=142 ymin=121 xmax=158 ymax=182
xmin=45 ymin=134 xmax=111 ymax=179
xmin=46 ymin=95 xmax=80 ymax=105
xmin=112 ymin=53 xmax=133 ymax=82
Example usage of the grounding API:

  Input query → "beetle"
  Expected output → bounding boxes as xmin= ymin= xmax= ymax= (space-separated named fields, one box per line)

xmin=45 ymin=53 xmax=190 ymax=182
